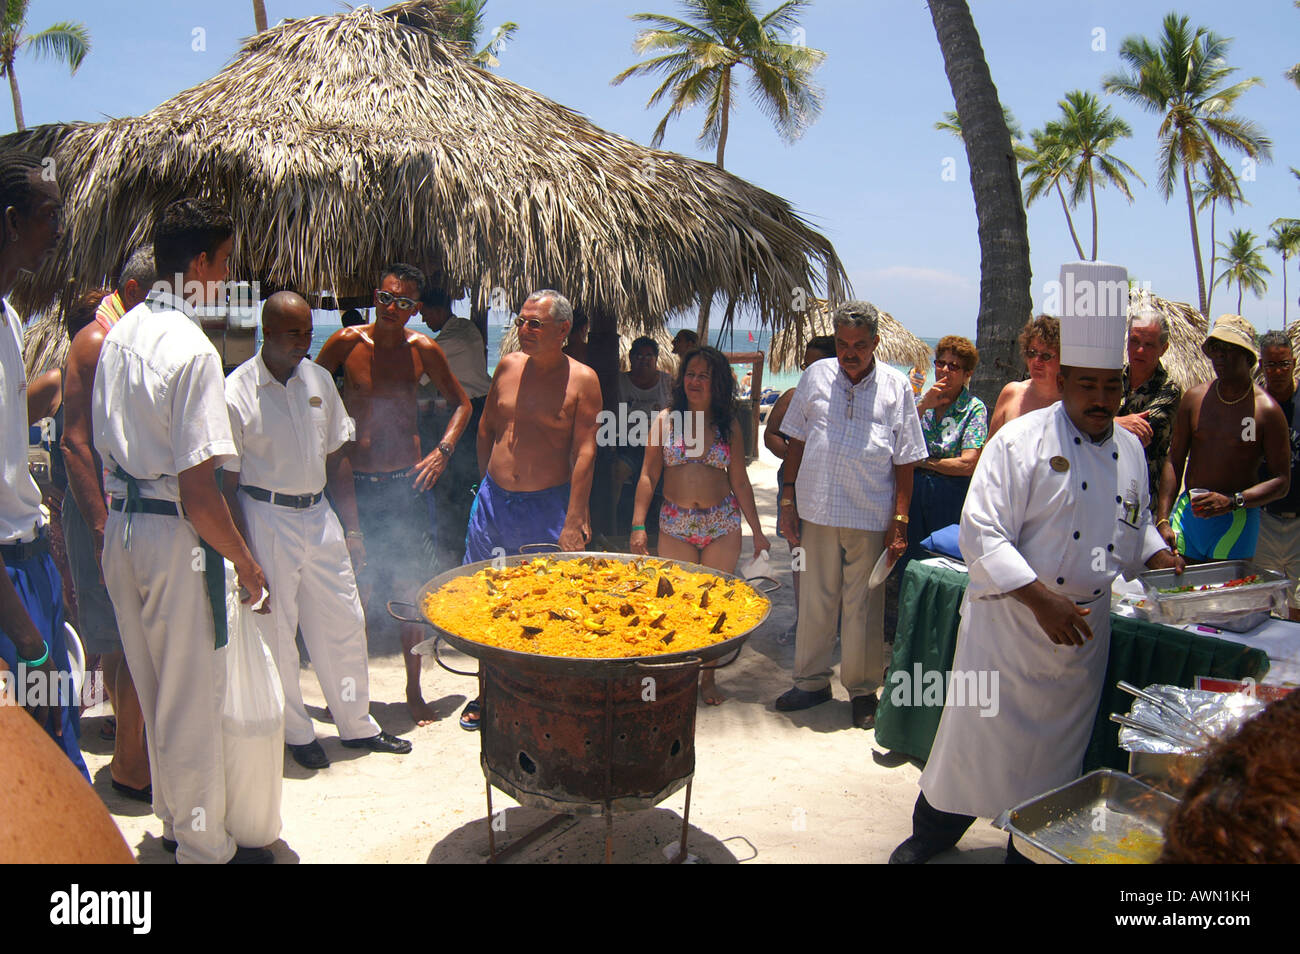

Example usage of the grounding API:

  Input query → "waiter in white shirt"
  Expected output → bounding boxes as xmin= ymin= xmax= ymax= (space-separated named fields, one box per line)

xmin=890 ymin=263 xmax=1184 ymax=864
xmin=223 ymin=291 xmax=411 ymax=770
xmin=94 ymin=198 xmax=272 ymax=865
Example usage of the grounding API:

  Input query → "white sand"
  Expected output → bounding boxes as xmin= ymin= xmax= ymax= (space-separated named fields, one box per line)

xmin=82 ymin=440 xmax=1006 ymax=863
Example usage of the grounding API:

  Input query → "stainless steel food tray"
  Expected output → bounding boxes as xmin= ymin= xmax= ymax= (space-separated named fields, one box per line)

xmin=997 ymin=769 xmax=1179 ymax=864
xmin=1139 ymin=560 xmax=1289 ymax=632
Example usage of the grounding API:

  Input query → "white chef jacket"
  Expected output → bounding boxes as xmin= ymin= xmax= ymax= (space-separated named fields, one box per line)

xmin=225 ymin=351 xmax=355 ymax=494
xmin=920 ymin=403 xmax=1167 ymax=819
xmin=93 ymin=291 xmax=236 ymax=502
xmin=0 ymin=299 xmax=44 ymax=542
xmin=781 ymin=357 xmax=927 ymax=531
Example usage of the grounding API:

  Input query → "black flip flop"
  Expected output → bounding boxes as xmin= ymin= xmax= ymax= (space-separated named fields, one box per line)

xmin=111 ymin=779 xmax=152 ymax=803
xmin=459 ymin=699 xmax=481 ymax=731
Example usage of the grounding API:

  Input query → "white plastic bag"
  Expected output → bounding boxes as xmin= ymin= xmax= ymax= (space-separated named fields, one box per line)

xmin=221 ymin=561 xmax=285 ymax=848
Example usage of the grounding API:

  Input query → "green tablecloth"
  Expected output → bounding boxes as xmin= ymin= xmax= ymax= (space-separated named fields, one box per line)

xmin=875 ymin=560 xmax=1270 ymax=772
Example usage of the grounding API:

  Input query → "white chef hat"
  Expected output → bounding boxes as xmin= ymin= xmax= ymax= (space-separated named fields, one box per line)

xmin=1058 ymin=261 xmax=1128 ymax=369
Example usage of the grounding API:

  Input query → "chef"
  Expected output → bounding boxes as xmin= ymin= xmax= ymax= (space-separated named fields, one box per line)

xmin=889 ymin=262 xmax=1184 ymax=865
xmin=222 ymin=291 xmax=411 ymax=769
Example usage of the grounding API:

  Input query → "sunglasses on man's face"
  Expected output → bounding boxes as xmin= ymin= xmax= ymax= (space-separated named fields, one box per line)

xmin=375 ymin=290 xmax=418 ymax=310
xmin=515 ymin=317 xmax=554 ymax=331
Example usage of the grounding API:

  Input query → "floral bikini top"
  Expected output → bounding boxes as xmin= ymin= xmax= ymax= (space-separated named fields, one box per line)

xmin=662 ymin=417 xmax=731 ymax=471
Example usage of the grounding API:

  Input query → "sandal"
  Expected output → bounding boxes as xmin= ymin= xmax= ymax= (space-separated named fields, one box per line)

xmin=100 ymin=716 xmax=117 ymax=741
xmin=459 ymin=699 xmax=481 ymax=732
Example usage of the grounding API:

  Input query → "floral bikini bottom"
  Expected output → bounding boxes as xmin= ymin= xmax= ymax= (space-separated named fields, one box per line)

xmin=659 ymin=494 xmax=741 ymax=549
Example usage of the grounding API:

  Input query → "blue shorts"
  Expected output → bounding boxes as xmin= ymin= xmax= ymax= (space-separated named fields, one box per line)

xmin=463 ymin=473 xmax=571 ymax=565
xmin=1171 ymin=491 xmax=1261 ymax=561
xmin=2 ymin=548 xmax=89 ymax=782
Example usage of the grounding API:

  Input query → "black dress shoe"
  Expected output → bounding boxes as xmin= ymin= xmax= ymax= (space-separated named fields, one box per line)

xmin=161 ymin=837 xmax=178 ymax=854
xmin=287 ymin=740 xmax=330 ymax=770
xmin=888 ymin=835 xmax=954 ymax=865
xmin=774 ymin=686 xmax=833 ymax=711
xmin=228 ymin=845 xmax=274 ymax=864
xmin=340 ymin=730 xmax=412 ymax=754
xmin=851 ymin=694 xmax=879 ymax=730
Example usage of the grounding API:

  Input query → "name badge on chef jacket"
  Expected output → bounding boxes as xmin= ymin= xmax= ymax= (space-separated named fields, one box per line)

xmin=1119 ymin=479 xmax=1141 ymax=528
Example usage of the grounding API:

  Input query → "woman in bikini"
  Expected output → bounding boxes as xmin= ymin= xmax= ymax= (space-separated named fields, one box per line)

xmin=630 ymin=346 xmax=770 ymax=704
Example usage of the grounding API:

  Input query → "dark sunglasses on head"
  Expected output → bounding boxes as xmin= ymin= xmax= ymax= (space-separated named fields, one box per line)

xmin=376 ymin=290 xmax=418 ymax=310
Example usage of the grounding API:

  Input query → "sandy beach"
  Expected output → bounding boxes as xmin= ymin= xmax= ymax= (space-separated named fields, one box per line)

xmin=82 ymin=441 xmax=1006 ymax=864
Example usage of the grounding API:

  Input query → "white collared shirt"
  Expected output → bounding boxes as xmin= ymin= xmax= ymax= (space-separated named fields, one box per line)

xmin=0 ymin=299 xmax=45 ymax=542
xmin=782 ymin=357 xmax=928 ymax=531
xmin=433 ymin=316 xmax=490 ymax=400
xmin=225 ymin=351 xmax=355 ymax=495
xmin=93 ymin=291 xmax=237 ymax=503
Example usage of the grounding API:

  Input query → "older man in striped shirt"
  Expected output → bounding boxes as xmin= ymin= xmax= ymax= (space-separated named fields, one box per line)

xmin=775 ymin=301 xmax=927 ymax=730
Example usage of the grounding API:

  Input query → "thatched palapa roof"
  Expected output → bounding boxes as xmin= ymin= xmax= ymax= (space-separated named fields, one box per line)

xmin=12 ymin=0 xmax=845 ymax=332
xmin=768 ymin=299 xmax=933 ymax=373
xmin=1128 ymin=290 xmax=1212 ymax=392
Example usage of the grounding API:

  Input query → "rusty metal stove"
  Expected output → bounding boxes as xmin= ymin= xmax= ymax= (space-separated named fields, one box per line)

xmin=390 ymin=549 xmax=775 ymax=864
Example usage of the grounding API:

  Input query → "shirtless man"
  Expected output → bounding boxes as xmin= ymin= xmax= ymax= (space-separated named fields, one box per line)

xmin=316 ymin=264 xmax=470 ymax=725
xmin=458 ymin=289 xmax=601 ymax=729
xmin=988 ymin=315 xmax=1062 ymax=437
xmin=1157 ymin=315 xmax=1290 ymax=562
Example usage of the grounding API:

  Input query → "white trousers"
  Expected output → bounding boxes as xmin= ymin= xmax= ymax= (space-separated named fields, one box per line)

xmin=241 ymin=495 xmax=379 ymax=746
xmin=793 ymin=520 xmax=887 ymax=697
xmin=104 ymin=510 xmax=236 ymax=865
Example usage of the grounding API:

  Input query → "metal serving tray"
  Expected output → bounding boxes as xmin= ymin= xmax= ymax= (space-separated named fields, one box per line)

xmin=1139 ymin=560 xmax=1290 ymax=632
xmin=997 ymin=769 xmax=1179 ymax=864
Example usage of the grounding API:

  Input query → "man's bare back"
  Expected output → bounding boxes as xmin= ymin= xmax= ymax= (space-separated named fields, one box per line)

xmin=483 ymin=351 xmax=600 ymax=492
xmin=1183 ymin=382 xmax=1284 ymax=493
xmin=988 ymin=378 xmax=1061 ymax=436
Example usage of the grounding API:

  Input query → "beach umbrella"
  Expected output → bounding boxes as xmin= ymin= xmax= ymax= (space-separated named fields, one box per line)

xmin=5 ymin=0 xmax=846 ymax=345
xmin=767 ymin=298 xmax=933 ymax=375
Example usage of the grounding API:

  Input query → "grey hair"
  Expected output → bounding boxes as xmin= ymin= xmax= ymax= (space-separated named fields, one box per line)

xmin=116 ymin=246 xmax=155 ymax=290
xmin=1259 ymin=329 xmax=1292 ymax=353
xmin=526 ymin=289 xmax=573 ymax=329
xmin=831 ymin=300 xmax=880 ymax=337
xmin=1128 ymin=305 xmax=1170 ymax=345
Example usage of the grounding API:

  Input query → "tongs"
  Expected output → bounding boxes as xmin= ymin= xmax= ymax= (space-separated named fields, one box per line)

xmin=1109 ymin=713 xmax=1205 ymax=751
xmin=1117 ymin=681 xmax=1216 ymax=743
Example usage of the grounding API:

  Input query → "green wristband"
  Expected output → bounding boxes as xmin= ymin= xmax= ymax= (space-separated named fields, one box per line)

xmin=18 ymin=641 xmax=50 ymax=667
xmin=631 ymin=525 xmax=646 ymax=532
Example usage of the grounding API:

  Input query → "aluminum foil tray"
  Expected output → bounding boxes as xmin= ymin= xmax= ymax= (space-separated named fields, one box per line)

xmin=997 ymin=770 xmax=1179 ymax=864
xmin=1139 ymin=560 xmax=1289 ymax=631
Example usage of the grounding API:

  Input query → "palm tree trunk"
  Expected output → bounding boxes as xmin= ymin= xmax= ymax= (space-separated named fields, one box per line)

xmin=1183 ymin=165 xmax=1208 ymax=316
xmin=1088 ymin=165 xmax=1099 ymax=261
xmin=1205 ymin=196 xmax=1218 ymax=316
xmin=253 ymin=0 xmax=269 ymax=33
xmin=716 ymin=66 xmax=731 ymax=170
xmin=1055 ymin=180 xmax=1086 ymax=259
xmin=928 ymin=0 xmax=1033 ymax=410
xmin=1284 ymin=253 xmax=1290 ymax=328
xmin=7 ymin=62 xmax=25 ymax=132
xmin=1237 ymin=285 xmax=1243 ymax=315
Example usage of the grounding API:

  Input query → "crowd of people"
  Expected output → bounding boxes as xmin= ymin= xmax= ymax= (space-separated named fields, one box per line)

xmin=4 ymin=149 xmax=1297 ymax=864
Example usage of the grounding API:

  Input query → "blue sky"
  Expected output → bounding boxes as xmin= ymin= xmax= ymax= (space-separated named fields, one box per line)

xmin=12 ymin=0 xmax=1300 ymax=338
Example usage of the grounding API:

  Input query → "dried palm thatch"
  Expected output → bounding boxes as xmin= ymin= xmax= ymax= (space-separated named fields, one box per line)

xmin=9 ymin=0 xmax=845 ymax=340
xmin=1128 ymin=289 xmax=1212 ymax=392
xmin=768 ymin=298 xmax=932 ymax=373
xmin=21 ymin=306 xmax=68 ymax=379
xmin=499 ymin=320 xmax=677 ymax=374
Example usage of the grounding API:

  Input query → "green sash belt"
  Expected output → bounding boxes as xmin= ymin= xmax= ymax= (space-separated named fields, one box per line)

xmin=112 ymin=464 xmax=228 ymax=649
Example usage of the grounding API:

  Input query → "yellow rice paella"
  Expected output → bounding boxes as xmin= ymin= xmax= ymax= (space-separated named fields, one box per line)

xmin=420 ymin=556 xmax=769 ymax=658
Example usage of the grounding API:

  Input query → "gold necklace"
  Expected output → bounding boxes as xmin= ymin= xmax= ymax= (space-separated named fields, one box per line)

xmin=1215 ymin=381 xmax=1252 ymax=406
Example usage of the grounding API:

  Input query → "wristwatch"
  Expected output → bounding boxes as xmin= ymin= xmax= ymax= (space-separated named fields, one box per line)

xmin=1233 ymin=492 xmax=1246 ymax=510
xmin=437 ymin=441 xmax=454 ymax=456
xmin=892 ymin=513 xmax=909 ymax=524
xmin=780 ymin=498 xmax=795 ymax=508
xmin=345 ymin=529 xmax=364 ymax=540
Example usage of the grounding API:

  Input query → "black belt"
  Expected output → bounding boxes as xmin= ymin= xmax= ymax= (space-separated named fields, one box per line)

xmin=241 ymin=485 xmax=324 ymax=509
xmin=0 ymin=527 xmax=49 ymax=563
xmin=353 ymin=468 xmax=412 ymax=483
xmin=109 ymin=497 xmax=183 ymax=517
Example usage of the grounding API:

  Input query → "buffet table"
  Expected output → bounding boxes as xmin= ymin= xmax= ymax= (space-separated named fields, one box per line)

xmin=875 ymin=559 xmax=1272 ymax=771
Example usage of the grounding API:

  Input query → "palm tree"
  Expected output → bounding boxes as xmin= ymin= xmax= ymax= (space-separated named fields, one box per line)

xmin=1103 ymin=13 xmax=1271 ymax=316
xmin=0 ymin=0 xmax=90 ymax=131
xmin=927 ymin=0 xmax=1032 ymax=410
xmin=253 ymin=1 xmax=268 ymax=34
xmin=445 ymin=0 xmax=518 ymax=68
xmin=1214 ymin=228 xmax=1271 ymax=315
xmin=1020 ymin=126 xmax=1087 ymax=260
xmin=1193 ymin=162 xmax=1246 ymax=315
xmin=1268 ymin=218 xmax=1300 ymax=327
xmin=611 ymin=0 xmax=825 ymax=171
xmin=1047 ymin=90 xmax=1142 ymax=261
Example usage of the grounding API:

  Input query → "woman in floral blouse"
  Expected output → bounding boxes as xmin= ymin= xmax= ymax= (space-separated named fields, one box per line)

xmin=904 ymin=336 xmax=988 ymax=562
